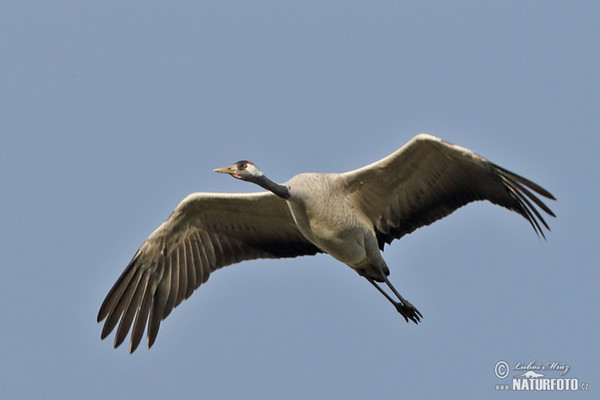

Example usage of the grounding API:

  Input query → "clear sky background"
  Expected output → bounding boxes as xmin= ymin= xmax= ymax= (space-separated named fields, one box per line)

xmin=1 ymin=1 xmax=598 ymax=399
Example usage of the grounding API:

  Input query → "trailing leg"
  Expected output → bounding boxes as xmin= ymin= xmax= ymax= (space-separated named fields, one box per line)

xmin=359 ymin=232 xmax=422 ymax=323
xmin=366 ymin=276 xmax=422 ymax=324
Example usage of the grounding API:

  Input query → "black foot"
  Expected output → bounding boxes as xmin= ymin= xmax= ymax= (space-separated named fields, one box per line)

xmin=395 ymin=300 xmax=422 ymax=324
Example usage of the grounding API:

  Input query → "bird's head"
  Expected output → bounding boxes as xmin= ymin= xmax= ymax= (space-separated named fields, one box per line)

xmin=213 ymin=160 xmax=264 ymax=181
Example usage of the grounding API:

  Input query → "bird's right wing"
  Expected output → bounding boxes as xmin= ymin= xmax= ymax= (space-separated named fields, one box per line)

xmin=97 ymin=192 xmax=321 ymax=353
xmin=339 ymin=134 xmax=556 ymax=249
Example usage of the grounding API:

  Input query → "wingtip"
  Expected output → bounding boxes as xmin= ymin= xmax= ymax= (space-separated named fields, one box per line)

xmin=147 ymin=330 xmax=158 ymax=349
xmin=97 ymin=302 xmax=110 ymax=323
xmin=113 ymin=333 xmax=126 ymax=349
xmin=129 ymin=341 xmax=139 ymax=354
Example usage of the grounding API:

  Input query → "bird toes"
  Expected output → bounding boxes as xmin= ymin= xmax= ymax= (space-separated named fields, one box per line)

xmin=395 ymin=301 xmax=422 ymax=324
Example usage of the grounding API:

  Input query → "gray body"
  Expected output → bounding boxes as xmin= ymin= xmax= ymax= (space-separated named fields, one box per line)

xmin=285 ymin=173 xmax=387 ymax=280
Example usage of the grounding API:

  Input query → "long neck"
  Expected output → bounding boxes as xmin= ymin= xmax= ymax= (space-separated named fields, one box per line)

xmin=252 ymin=175 xmax=290 ymax=199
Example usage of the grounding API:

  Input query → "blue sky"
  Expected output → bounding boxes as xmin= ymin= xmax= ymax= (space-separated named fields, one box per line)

xmin=1 ymin=1 xmax=598 ymax=398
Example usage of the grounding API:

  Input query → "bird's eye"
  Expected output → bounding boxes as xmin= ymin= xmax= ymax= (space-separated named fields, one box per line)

xmin=242 ymin=164 xmax=248 ymax=169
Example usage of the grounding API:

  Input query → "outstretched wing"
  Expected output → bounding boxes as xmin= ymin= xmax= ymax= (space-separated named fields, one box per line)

xmin=97 ymin=192 xmax=321 ymax=353
xmin=340 ymin=134 xmax=556 ymax=249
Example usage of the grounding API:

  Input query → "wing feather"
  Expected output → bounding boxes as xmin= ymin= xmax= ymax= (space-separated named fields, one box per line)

xmin=184 ymin=238 xmax=197 ymax=297
xmin=164 ymin=250 xmax=179 ymax=318
xmin=97 ymin=253 xmax=139 ymax=323
xmin=147 ymin=259 xmax=168 ymax=349
xmin=200 ymin=230 xmax=217 ymax=266
xmin=114 ymin=271 xmax=147 ymax=348
xmin=100 ymin=265 xmax=141 ymax=340
xmin=98 ymin=192 xmax=321 ymax=352
xmin=192 ymin=231 xmax=209 ymax=284
xmin=340 ymin=134 xmax=556 ymax=249
xmin=175 ymin=245 xmax=186 ymax=307
xmin=129 ymin=270 xmax=154 ymax=353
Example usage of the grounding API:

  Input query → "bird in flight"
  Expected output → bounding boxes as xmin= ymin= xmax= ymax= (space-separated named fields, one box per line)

xmin=97 ymin=134 xmax=556 ymax=353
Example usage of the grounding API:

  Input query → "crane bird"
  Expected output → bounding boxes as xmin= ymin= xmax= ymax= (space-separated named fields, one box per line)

xmin=98 ymin=134 xmax=556 ymax=353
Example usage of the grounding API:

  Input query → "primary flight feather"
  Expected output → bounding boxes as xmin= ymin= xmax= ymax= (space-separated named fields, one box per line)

xmin=98 ymin=134 xmax=556 ymax=353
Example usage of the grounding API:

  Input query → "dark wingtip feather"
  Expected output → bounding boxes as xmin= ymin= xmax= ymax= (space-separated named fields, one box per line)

xmin=510 ymin=185 xmax=546 ymax=239
xmin=496 ymin=167 xmax=556 ymax=239
xmin=129 ymin=286 xmax=153 ymax=353
xmin=113 ymin=272 xmax=149 ymax=349
xmin=100 ymin=271 xmax=143 ymax=341
xmin=97 ymin=308 xmax=106 ymax=324
xmin=147 ymin=283 xmax=168 ymax=350
xmin=496 ymin=165 xmax=556 ymax=200
xmin=513 ymin=180 xmax=556 ymax=219
xmin=101 ymin=314 xmax=120 ymax=340
xmin=97 ymin=251 xmax=143 ymax=324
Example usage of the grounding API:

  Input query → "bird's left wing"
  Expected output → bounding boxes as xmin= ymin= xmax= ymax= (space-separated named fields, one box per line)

xmin=97 ymin=192 xmax=321 ymax=353
xmin=339 ymin=134 xmax=556 ymax=249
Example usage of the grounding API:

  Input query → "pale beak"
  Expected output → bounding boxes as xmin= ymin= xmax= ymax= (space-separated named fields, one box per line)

xmin=213 ymin=165 xmax=237 ymax=174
